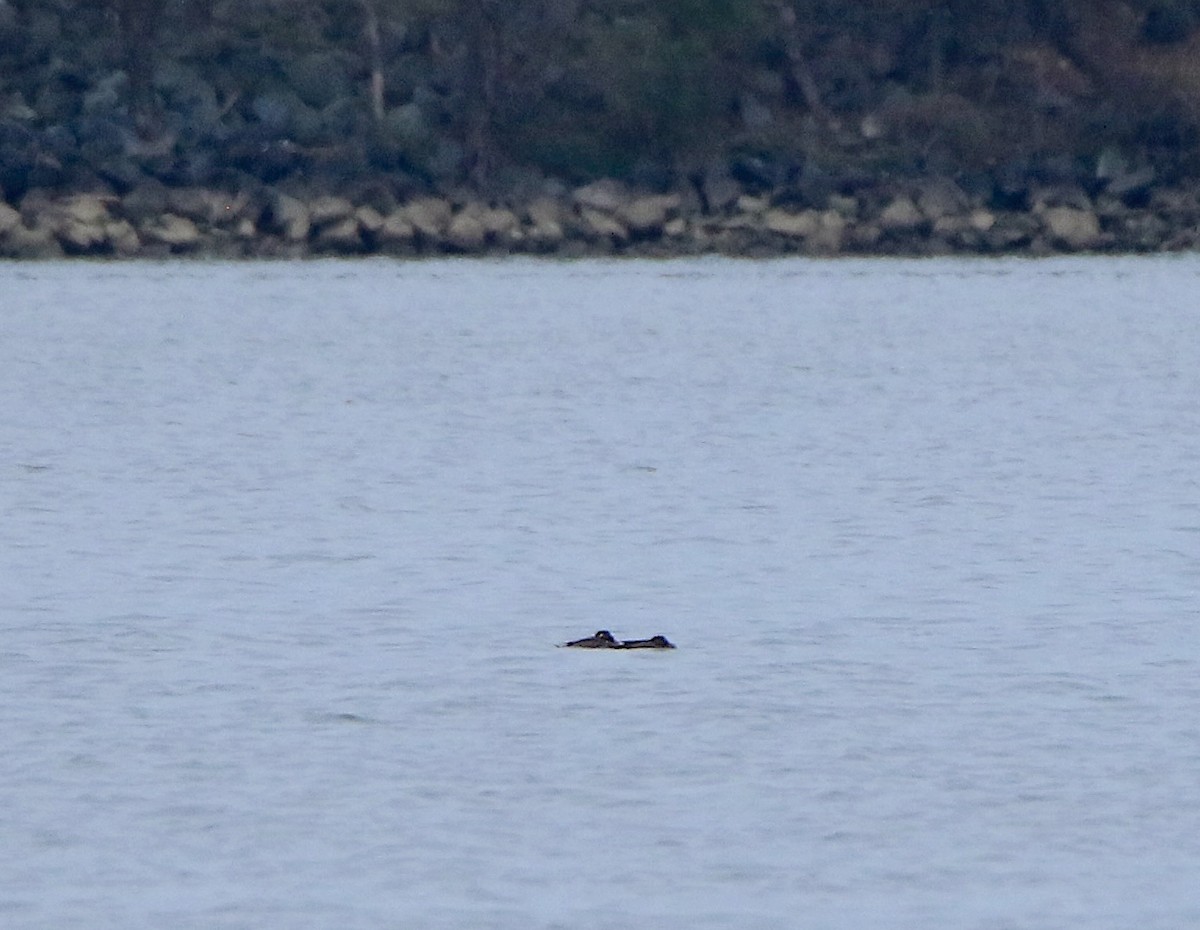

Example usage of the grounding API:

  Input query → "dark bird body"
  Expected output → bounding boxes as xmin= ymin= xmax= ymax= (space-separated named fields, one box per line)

xmin=561 ymin=630 xmax=619 ymax=648
xmin=559 ymin=631 xmax=676 ymax=649
xmin=617 ymin=635 xmax=675 ymax=649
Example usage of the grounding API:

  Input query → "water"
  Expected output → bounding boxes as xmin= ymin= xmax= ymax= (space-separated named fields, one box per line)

xmin=3 ymin=256 xmax=1199 ymax=929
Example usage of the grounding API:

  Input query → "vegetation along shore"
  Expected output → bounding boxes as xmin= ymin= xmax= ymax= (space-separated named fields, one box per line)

xmin=3 ymin=0 xmax=1200 ymax=258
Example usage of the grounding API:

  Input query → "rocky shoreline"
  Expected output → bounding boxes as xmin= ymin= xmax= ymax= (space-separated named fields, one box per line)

xmin=5 ymin=2 xmax=1200 ymax=260
xmin=3 ymin=172 xmax=1200 ymax=260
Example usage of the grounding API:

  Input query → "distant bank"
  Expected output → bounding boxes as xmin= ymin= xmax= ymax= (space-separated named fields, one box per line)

xmin=4 ymin=1 xmax=1200 ymax=258
xmin=3 ymin=169 xmax=1197 ymax=259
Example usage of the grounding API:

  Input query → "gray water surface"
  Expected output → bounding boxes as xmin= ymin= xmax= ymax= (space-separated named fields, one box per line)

xmin=3 ymin=257 xmax=1200 ymax=929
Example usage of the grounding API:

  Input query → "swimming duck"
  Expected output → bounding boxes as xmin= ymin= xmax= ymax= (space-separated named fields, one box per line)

xmin=617 ymin=635 xmax=676 ymax=649
xmin=561 ymin=630 xmax=619 ymax=648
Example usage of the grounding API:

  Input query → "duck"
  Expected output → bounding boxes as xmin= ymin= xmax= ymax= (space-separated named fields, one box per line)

xmin=560 ymin=630 xmax=619 ymax=648
xmin=617 ymin=635 xmax=676 ymax=649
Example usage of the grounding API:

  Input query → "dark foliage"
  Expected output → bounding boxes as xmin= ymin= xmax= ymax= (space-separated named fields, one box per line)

xmin=2 ymin=0 xmax=1199 ymax=190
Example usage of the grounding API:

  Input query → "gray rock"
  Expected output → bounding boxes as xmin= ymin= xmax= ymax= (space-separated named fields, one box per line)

xmin=308 ymin=195 xmax=354 ymax=226
xmin=736 ymin=194 xmax=769 ymax=215
xmin=578 ymin=207 xmax=628 ymax=243
xmin=810 ymin=210 xmax=847 ymax=253
xmin=0 ymin=200 xmax=19 ymax=235
xmin=75 ymin=116 xmax=126 ymax=163
xmin=1 ymin=221 xmax=61 ymax=258
xmin=764 ymin=208 xmax=820 ymax=238
xmin=317 ymin=96 xmax=359 ymax=139
xmin=1119 ymin=212 xmax=1170 ymax=249
xmin=1106 ymin=165 xmax=1156 ymax=200
xmin=477 ymin=207 xmax=519 ymax=241
xmin=1031 ymin=184 xmax=1092 ymax=211
xmin=271 ymin=192 xmax=310 ymax=242
xmin=446 ymin=211 xmax=486 ymax=251
xmin=38 ymin=194 xmax=114 ymax=254
xmin=404 ymin=197 xmax=451 ymax=238
xmin=167 ymin=187 xmax=232 ymax=225
xmin=985 ymin=214 xmax=1037 ymax=250
xmin=141 ymin=213 xmax=201 ymax=249
xmin=1041 ymin=206 xmax=1102 ymax=250
xmin=384 ymin=102 xmax=429 ymax=145
xmin=663 ymin=217 xmax=688 ymax=237
xmin=355 ymin=206 xmax=385 ymax=235
xmin=763 ymin=208 xmax=845 ymax=252
xmin=314 ymin=217 xmax=362 ymax=252
xmin=288 ymin=100 xmax=327 ymax=147
xmin=718 ymin=212 xmax=757 ymax=232
xmin=121 ymin=180 xmax=171 ymax=224
xmin=382 ymin=53 xmax=427 ymax=104
xmin=859 ymin=113 xmax=886 ymax=140
xmin=1150 ymin=188 xmax=1197 ymax=216
xmin=251 ymin=90 xmax=300 ymax=133
xmin=95 ymin=154 xmax=144 ymax=192
xmin=105 ymin=218 xmax=141 ymax=256
xmin=701 ymin=170 xmax=741 ymax=213
xmin=377 ymin=104 xmax=433 ymax=167
xmin=427 ymin=139 xmax=465 ymax=182
xmin=56 ymin=219 xmax=109 ymax=253
xmin=917 ymin=179 xmax=969 ymax=221
xmin=739 ymin=91 xmax=773 ymax=131
xmin=968 ymin=208 xmax=996 ymax=232
xmin=377 ymin=211 xmax=415 ymax=246
xmin=1095 ymin=146 xmax=1129 ymax=183
xmin=827 ymin=194 xmax=860 ymax=219
xmin=58 ymin=194 xmax=112 ymax=227
xmin=526 ymin=197 xmax=564 ymax=228
xmin=848 ymin=222 xmax=883 ymax=249
xmin=0 ymin=91 xmax=35 ymax=121
xmin=233 ymin=218 xmax=258 ymax=241
xmin=153 ymin=62 xmax=221 ymax=133
xmin=620 ymin=194 xmax=680 ymax=235
xmin=83 ymin=71 xmax=129 ymax=116
xmin=878 ymin=195 xmax=925 ymax=231
xmin=526 ymin=215 xmax=564 ymax=250
xmin=285 ymin=51 xmax=352 ymax=110
xmin=574 ymin=178 xmax=629 ymax=213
